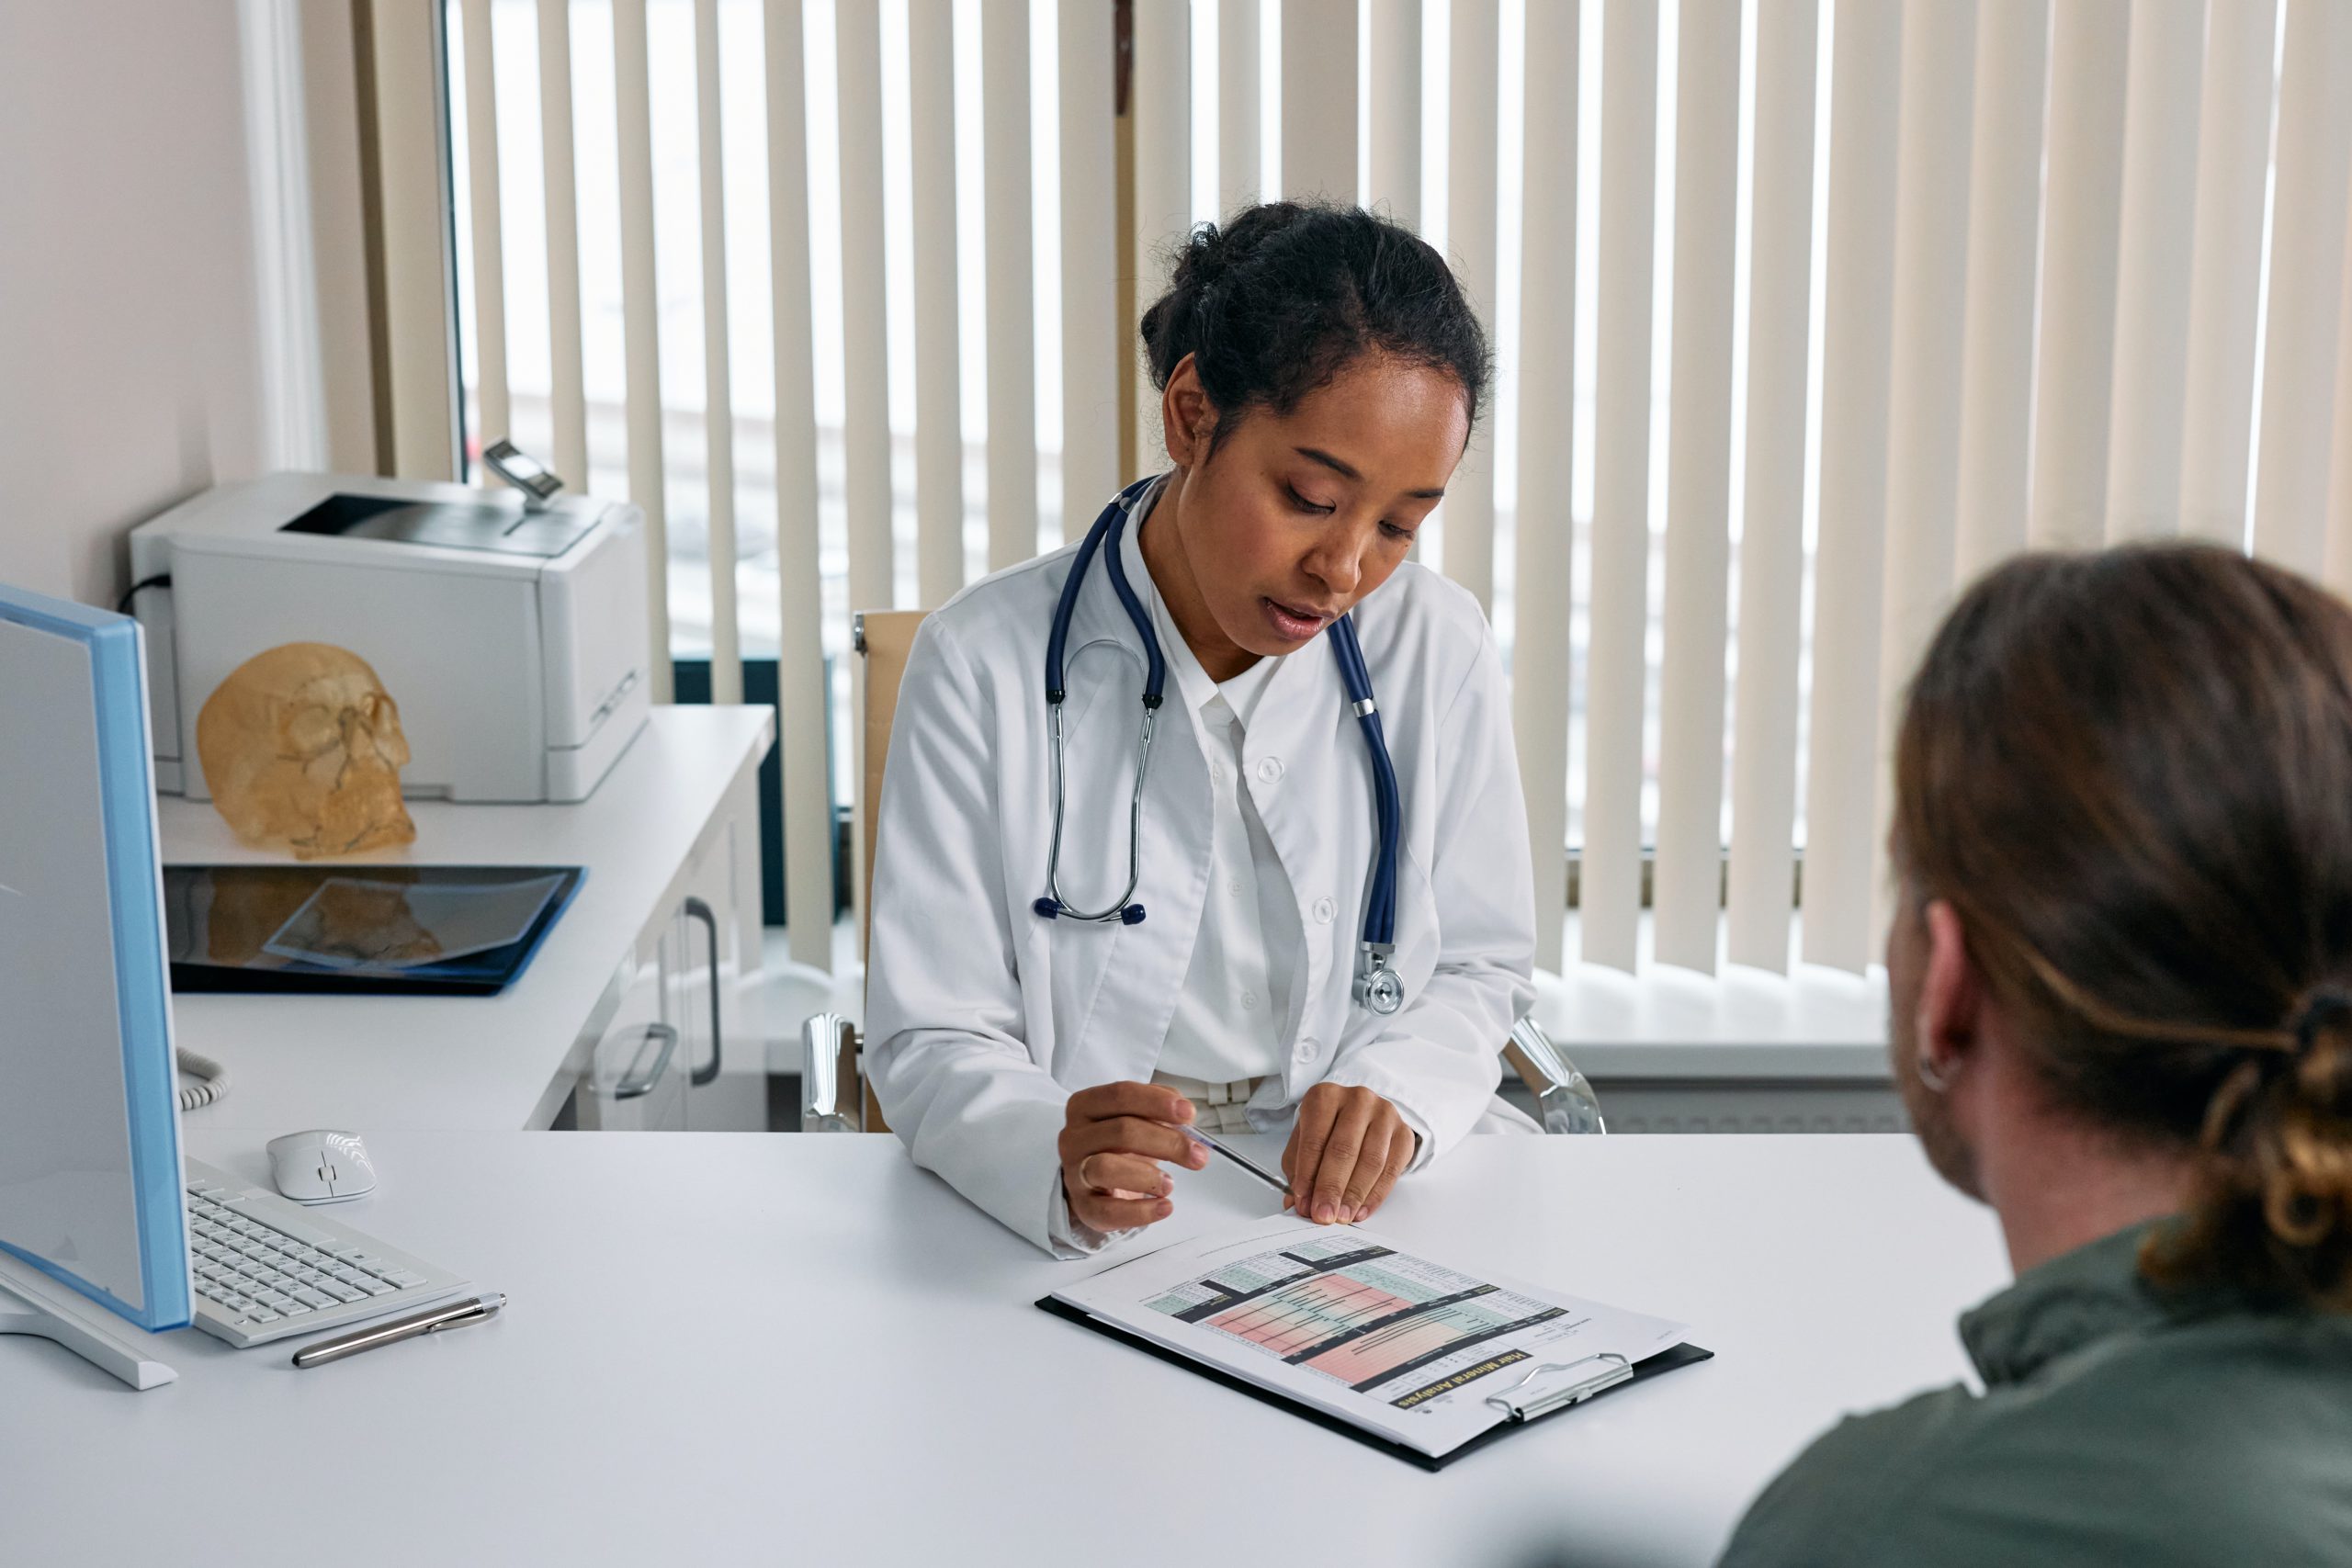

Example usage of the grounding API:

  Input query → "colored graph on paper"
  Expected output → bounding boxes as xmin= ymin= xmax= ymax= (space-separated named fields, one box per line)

xmin=1296 ymin=1296 xmax=1553 ymax=1387
xmin=1208 ymin=1270 xmax=1415 ymax=1356
xmin=1150 ymin=1241 xmax=1569 ymax=1396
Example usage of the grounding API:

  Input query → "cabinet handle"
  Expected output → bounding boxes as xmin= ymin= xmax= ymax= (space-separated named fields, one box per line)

xmin=614 ymin=1022 xmax=679 ymax=1100
xmin=683 ymin=897 xmax=723 ymax=1089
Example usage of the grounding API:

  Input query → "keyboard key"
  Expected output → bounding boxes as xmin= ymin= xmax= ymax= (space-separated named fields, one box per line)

xmin=276 ymin=1299 xmax=312 ymax=1316
xmin=383 ymin=1269 xmax=428 ymax=1289
xmin=292 ymin=1288 xmax=337 ymax=1309
xmin=355 ymin=1277 xmax=396 ymax=1296
xmin=245 ymin=1307 xmax=281 ymax=1323
xmin=322 ymin=1282 xmax=366 ymax=1304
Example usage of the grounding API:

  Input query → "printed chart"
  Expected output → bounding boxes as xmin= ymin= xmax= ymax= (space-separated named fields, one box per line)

xmin=1148 ymin=1236 xmax=1570 ymax=1403
xmin=1057 ymin=1215 xmax=1693 ymax=1459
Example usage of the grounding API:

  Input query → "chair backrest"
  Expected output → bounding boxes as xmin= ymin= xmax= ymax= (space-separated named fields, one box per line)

xmin=852 ymin=609 xmax=928 ymax=1133
xmin=854 ymin=610 xmax=929 ymax=954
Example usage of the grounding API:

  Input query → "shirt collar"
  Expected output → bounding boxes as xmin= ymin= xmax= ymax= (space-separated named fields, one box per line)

xmin=1957 ymin=1218 xmax=2242 ymax=1385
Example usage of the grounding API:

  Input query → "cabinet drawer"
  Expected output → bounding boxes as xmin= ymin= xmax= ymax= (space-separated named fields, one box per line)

xmin=573 ymin=944 xmax=686 ymax=1131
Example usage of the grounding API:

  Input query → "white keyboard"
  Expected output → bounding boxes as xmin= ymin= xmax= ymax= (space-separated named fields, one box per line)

xmin=183 ymin=1158 xmax=470 ymax=1348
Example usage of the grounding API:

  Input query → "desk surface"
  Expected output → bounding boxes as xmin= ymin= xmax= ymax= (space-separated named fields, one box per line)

xmin=1 ymin=1133 xmax=2007 ymax=1567
xmin=158 ymin=706 xmax=772 ymax=1133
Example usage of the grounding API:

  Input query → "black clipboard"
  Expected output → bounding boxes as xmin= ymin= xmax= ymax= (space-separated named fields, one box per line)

xmin=1038 ymin=1294 xmax=1714 ymax=1472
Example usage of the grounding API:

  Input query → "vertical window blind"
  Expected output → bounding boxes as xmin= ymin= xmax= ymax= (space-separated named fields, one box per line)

xmin=442 ymin=0 xmax=2352 ymax=985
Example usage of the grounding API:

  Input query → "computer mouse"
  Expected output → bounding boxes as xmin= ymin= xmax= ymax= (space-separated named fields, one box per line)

xmin=265 ymin=1130 xmax=378 ymax=1204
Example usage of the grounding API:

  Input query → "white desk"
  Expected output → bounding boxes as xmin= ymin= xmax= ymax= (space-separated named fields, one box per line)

xmin=0 ymin=1133 xmax=2007 ymax=1567
xmin=158 ymin=705 xmax=773 ymax=1133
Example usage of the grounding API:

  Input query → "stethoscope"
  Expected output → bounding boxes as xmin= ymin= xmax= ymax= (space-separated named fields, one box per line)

xmin=1031 ymin=474 xmax=1407 ymax=1017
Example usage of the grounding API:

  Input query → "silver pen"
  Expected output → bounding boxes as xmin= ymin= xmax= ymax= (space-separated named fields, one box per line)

xmin=290 ymin=1292 xmax=506 ymax=1369
xmin=1182 ymin=1125 xmax=1291 ymax=1198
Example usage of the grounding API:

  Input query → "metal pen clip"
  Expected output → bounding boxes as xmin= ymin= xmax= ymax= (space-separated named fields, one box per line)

xmin=1482 ymin=1352 xmax=1634 ymax=1421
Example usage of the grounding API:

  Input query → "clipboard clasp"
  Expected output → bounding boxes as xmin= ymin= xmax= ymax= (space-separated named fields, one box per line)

xmin=1483 ymin=1352 xmax=1634 ymax=1421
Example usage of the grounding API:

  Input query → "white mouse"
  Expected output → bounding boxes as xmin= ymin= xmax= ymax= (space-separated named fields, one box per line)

xmin=265 ymin=1130 xmax=378 ymax=1204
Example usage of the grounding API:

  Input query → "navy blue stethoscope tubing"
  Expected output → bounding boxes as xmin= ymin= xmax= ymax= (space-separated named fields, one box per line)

xmin=1328 ymin=614 xmax=1401 ymax=949
xmin=1035 ymin=474 xmax=1401 ymax=963
xmin=1044 ymin=474 xmax=1163 ymax=706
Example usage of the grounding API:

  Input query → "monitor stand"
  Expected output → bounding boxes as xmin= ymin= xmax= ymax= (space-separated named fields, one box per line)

xmin=0 ymin=1249 xmax=177 ymax=1390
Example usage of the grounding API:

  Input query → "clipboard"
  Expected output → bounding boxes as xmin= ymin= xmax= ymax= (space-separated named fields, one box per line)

xmin=1038 ymin=1295 xmax=1714 ymax=1472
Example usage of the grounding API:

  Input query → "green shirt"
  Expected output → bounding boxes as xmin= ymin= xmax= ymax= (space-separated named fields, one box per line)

xmin=1717 ymin=1222 xmax=2352 ymax=1567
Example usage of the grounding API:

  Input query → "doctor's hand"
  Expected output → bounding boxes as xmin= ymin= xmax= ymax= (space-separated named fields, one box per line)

xmin=1058 ymin=1082 xmax=1210 ymax=1234
xmin=1282 ymin=1084 xmax=1418 ymax=1226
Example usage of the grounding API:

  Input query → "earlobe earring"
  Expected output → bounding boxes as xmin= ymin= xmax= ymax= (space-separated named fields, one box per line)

xmin=1913 ymin=1047 xmax=1957 ymax=1094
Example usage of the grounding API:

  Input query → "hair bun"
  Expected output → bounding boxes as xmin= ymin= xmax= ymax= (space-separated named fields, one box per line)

xmin=1172 ymin=222 xmax=1230 ymax=291
xmin=1134 ymin=199 xmax=1491 ymax=456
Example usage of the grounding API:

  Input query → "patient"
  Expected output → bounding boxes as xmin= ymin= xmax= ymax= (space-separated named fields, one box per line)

xmin=1719 ymin=545 xmax=2352 ymax=1567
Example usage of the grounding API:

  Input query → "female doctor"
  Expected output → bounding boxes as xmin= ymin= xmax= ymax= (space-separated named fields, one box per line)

xmin=865 ymin=202 xmax=1538 ymax=1258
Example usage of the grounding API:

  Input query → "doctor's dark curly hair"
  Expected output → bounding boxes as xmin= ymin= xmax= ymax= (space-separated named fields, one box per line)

xmin=1138 ymin=201 xmax=1490 ymax=459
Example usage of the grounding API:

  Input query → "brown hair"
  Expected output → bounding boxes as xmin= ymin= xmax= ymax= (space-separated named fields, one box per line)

xmin=1894 ymin=543 xmax=2352 ymax=1306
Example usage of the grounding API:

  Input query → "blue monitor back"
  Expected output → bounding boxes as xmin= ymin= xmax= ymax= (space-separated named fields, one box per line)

xmin=0 ymin=583 xmax=191 ymax=1330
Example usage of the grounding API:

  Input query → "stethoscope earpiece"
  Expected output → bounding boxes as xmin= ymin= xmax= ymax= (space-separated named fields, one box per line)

xmin=1035 ymin=474 xmax=1406 ymax=1019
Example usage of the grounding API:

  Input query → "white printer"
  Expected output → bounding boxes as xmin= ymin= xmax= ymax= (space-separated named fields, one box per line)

xmin=129 ymin=468 xmax=650 ymax=804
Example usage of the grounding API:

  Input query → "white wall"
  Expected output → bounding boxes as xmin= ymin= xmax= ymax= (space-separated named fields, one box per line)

xmin=0 ymin=0 xmax=268 ymax=607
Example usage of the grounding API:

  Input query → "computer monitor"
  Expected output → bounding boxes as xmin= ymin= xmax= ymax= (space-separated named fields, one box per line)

xmin=0 ymin=582 xmax=192 ymax=1388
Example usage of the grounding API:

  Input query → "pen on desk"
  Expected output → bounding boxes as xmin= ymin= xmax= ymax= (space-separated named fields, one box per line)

xmin=290 ymin=1292 xmax=506 ymax=1369
xmin=1181 ymin=1125 xmax=1291 ymax=1199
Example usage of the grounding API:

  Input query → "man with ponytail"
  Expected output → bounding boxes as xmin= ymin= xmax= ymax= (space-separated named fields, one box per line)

xmin=1719 ymin=544 xmax=2352 ymax=1566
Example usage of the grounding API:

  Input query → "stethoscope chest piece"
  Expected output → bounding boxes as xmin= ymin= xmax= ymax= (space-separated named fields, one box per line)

xmin=1354 ymin=945 xmax=1405 ymax=1016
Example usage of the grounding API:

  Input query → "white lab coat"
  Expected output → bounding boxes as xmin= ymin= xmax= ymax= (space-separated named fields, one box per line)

xmin=864 ymin=519 xmax=1537 ymax=1257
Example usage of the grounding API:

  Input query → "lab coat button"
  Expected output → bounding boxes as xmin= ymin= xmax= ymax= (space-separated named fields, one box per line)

xmin=1295 ymin=1037 xmax=1318 ymax=1062
xmin=1242 ymin=990 xmax=1259 ymax=1010
xmin=1256 ymin=757 xmax=1283 ymax=783
xmin=1311 ymin=897 xmax=1336 ymax=923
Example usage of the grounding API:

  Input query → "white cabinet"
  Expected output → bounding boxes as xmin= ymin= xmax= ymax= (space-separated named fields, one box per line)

xmin=160 ymin=707 xmax=776 ymax=1136
xmin=569 ymin=731 xmax=768 ymax=1133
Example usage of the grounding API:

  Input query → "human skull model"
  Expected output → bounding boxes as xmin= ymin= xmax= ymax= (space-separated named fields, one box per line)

xmin=196 ymin=643 xmax=416 ymax=859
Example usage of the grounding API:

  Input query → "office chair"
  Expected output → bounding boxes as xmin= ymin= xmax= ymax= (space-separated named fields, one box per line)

xmin=800 ymin=610 xmax=1605 ymax=1138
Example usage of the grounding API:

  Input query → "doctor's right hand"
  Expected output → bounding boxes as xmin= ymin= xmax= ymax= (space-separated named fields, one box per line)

xmin=1058 ymin=1082 xmax=1209 ymax=1234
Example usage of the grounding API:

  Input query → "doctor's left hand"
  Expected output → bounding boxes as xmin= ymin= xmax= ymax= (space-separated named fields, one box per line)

xmin=1282 ymin=1084 xmax=1418 ymax=1226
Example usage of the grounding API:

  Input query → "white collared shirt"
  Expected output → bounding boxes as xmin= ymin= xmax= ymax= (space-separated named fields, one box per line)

xmin=1140 ymin=561 xmax=1304 ymax=1086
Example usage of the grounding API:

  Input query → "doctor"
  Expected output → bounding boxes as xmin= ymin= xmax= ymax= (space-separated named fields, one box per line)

xmin=865 ymin=201 xmax=1537 ymax=1258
